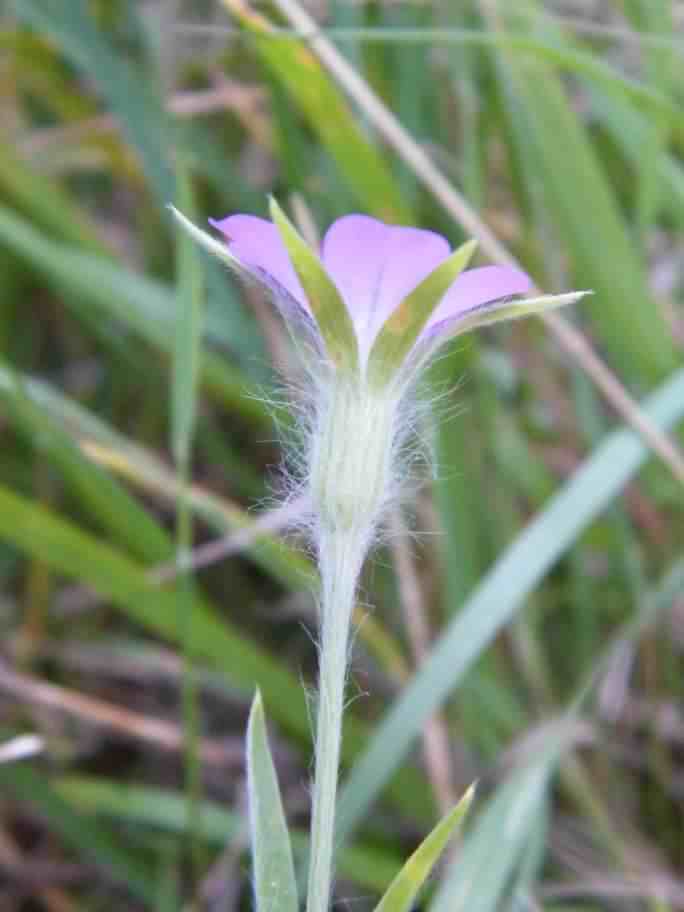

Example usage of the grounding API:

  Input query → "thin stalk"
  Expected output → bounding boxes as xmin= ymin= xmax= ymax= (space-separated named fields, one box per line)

xmin=306 ymin=522 xmax=369 ymax=912
xmin=172 ymin=166 xmax=205 ymax=895
xmin=176 ymin=463 xmax=204 ymax=890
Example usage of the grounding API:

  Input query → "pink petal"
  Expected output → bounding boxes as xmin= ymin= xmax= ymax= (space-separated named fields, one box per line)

xmin=423 ymin=265 xmax=533 ymax=338
xmin=209 ymin=214 xmax=308 ymax=310
xmin=321 ymin=215 xmax=451 ymax=355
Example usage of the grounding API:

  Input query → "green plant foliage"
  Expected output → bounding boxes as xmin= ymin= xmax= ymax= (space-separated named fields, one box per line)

xmin=0 ymin=763 xmax=157 ymax=904
xmin=486 ymin=7 xmax=678 ymax=387
xmin=374 ymin=785 xmax=474 ymax=912
xmin=55 ymin=775 xmax=402 ymax=892
xmin=338 ymin=367 xmax=684 ymax=845
xmin=0 ymin=206 xmax=265 ymax=419
xmin=2 ymin=3 xmax=684 ymax=908
xmin=246 ymin=691 xmax=299 ymax=912
xmin=270 ymin=196 xmax=359 ymax=371
xmin=368 ymin=240 xmax=476 ymax=386
xmin=219 ymin=0 xmax=410 ymax=222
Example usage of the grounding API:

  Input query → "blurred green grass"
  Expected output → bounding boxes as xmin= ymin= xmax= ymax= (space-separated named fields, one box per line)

xmin=0 ymin=1 xmax=683 ymax=910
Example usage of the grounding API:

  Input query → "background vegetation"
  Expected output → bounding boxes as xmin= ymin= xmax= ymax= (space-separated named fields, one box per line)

xmin=1 ymin=0 xmax=683 ymax=909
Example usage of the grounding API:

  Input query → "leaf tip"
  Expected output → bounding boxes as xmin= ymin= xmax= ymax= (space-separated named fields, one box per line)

xmin=461 ymin=781 xmax=477 ymax=809
xmin=250 ymin=686 xmax=264 ymax=714
xmin=461 ymin=238 xmax=478 ymax=262
xmin=268 ymin=195 xmax=287 ymax=224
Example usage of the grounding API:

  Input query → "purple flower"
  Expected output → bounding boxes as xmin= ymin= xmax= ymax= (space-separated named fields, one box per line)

xmin=209 ymin=213 xmax=533 ymax=364
xmin=170 ymin=202 xmax=585 ymax=386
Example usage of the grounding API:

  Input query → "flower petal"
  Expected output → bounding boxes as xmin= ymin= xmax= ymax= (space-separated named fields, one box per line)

xmin=209 ymin=214 xmax=308 ymax=310
xmin=321 ymin=215 xmax=451 ymax=356
xmin=423 ymin=265 xmax=533 ymax=337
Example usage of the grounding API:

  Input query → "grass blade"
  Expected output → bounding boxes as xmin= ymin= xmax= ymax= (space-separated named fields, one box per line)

xmin=14 ymin=0 xmax=174 ymax=203
xmin=171 ymin=171 xmax=205 ymax=471
xmin=0 ymin=142 xmax=107 ymax=253
xmin=487 ymin=10 xmax=677 ymax=386
xmin=0 ymin=206 xmax=266 ymax=422
xmin=0 ymin=481 xmax=431 ymax=821
xmin=374 ymin=785 xmax=474 ymax=912
xmin=56 ymin=775 xmax=401 ymax=894
xmin=218 ymin=0 xmax=410 ymax=222
xmin=247 ymin=690 xmax=299 ymax=912
xmin=429 ymin=752 xmax=556 ymax=912
xmin=0 ymin=482 xmax=310 ymax=735
xmin=0 ymin=763 xmax=156 ymax=905
xmin=171 ymin=167 xmax=206 ymax=879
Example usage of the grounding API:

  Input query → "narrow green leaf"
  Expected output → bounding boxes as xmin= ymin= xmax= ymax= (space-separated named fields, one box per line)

xmin=56 ymin=775 xmax=402 ymax=893
xmin=270 ymin=197 xmax=359 ymax=372
xmin=427 ymin=569 xmax=684 ymax=912
xmin=247 ymin=691 xmax=298 ymax=912
xmin=430 ymin=754 xmax=556 ymax=912
xmin=0 ymin=206 xmax=266 ymax=423
xmin=0 ymin=763 xmax=156 ymax=905
xmin=218 ymin=0 xmax=410 ymax=222
xmin=171 ymin=170 xmax=204 ymax=470
xmin=0 ymin=482 xmax=310 ymax=737
xmin=0 ymin=479 xmax=430 ymax=822
xmin=373 ymin=784 xmax=474 ymax=912
xmin=337 ymin=366 xmax=684 ymax=846
xmin=488 ymin=14 xmax=678 ymax=386
xmin=0 ymin=359 xmax=308 ymax=589
xmin=0 ymin=368 xmax=171 ymax=564
xmin=499 ymin=34 xmax=682 ymax=132
xmin=171 ymin=167 xmax=206 ymax=881
xmin=588 ymin=88 xmax=684 ymax=227
xmin=14 ymin=0 xmax=174 ymax=203
xmin=368 ymin=240 xmax=477 ymax=387
xmin=0 ymin=142 xmax=107 ymax=254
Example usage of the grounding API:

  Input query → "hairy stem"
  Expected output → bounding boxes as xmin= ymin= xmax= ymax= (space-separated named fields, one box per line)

xmin=306 ymin=521 xmax=369 ymax=912
xmin=306 ymin=379 xmax=399 ymax=910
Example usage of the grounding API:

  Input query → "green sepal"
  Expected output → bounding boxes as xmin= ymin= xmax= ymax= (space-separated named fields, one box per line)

xmin=269 ymin=197 xmax=359 ymax=374
xmin=372 ymin=784 xmax=475 ymax=912
xmin=246 ymin=690 xmax=299 ymax=912
xmin=367 ymin=240 xmax=477 ymax=387
xmin=168 ymin=205 xmax=247 ymax=275
xmin=447 ymin=290 xmax=591 ymax=338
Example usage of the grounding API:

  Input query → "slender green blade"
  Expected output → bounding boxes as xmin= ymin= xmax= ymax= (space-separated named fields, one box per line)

xmin=171 ymin=170 xmax=204 ymax=470
xmin=0 ymin=479 xmax=430 ymax=820
xmin=0 ymin=362 xmax=297 ymax=584
xmin=430 ymin=755 xmax=555 ymax=912
xmin=0 ymin=368 xmax=171 ymax=563
xmin=270 ymin=197 xmax=359 ymax=372
xmin=247 ymin=691 xmax=298 ymax=912
xmin=55 ymin=776 xmax=401 ymax=893
xmin=0 ymin=206 xmax=265 ymax=422
xmin=374 ymin=785 xmax=474 ymax=912
xmin=488 ymin=12 xmax=677 ymax=386
xmin=0 ymin=763 xmax=156 ymax=905
xmin=0 ymin=141 xmax=107 ymax=254
xmin=219 ymin=0 xmax=410 ymax=222
xmin=368 ymin=241 xmax=477 ymax=386
xmin=0 ymin=483 xmax=310 ymax=737
xmin=13 ymin=0 xmax=174 ymax=203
